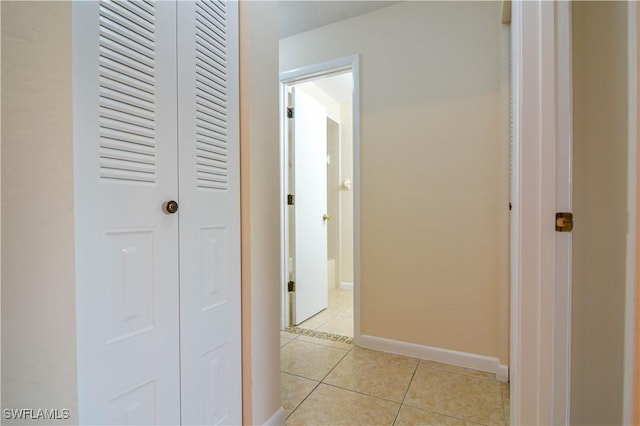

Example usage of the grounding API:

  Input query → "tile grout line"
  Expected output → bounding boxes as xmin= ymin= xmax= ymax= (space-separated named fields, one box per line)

xmin=282 ymin=291 xmax=354 ymax=421
xmin=285 ymin=343 xmax=354 ymax=421
xmin=281 ymin=370 xmax=322 ymax=383
xmin=391 ymin=358 xmax=420 ymax=425
xmin=285 ymin=379 xmax=322 ymax=421
xmin=398 ymin=361 xmax=480 ymax=425
xmin=319 ymin=344 xmax=353 ymax=383
xmin=318 ymin=382 xmax=408 ymax=406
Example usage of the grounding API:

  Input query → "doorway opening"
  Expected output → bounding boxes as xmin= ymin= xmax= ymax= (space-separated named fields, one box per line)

xmin=279 ymin=56 xmax=360 ymax=342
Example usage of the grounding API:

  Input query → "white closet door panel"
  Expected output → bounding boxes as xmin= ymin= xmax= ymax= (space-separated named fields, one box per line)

xmin=177 ymin=1 xmax=242 ymax=424
xmin=73 ymin=1 xmax=180 ymax=424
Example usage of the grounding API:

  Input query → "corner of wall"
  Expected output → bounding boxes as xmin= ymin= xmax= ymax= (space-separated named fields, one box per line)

xmin=239 ymin=1 xmax=281 ymax=425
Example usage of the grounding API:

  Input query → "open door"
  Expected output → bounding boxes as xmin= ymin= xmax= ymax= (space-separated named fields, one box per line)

xmin=291 ymin=88 xmax=329 ymax=325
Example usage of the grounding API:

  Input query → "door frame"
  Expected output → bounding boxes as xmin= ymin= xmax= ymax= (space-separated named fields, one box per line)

xmin=510 ymin=1 xmax=573 ymax=423
xmin=624 ymin=1 xmax=639 ymax=423
xmin=279 ymin=55 xmax=361 ymax=342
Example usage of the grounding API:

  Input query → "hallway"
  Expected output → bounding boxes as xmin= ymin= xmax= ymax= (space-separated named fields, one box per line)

xmin=281 ymin=324 xmax=510 ymax=425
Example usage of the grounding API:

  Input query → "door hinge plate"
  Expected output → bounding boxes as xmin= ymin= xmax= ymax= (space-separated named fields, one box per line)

xmin=287 ymin=107 xmax=294 ymax=119
xmin=287 ymin=194 xmax=295 ymax=206
xmin=288 ymin=281 xmax=296 ymax=292
xmin=556 ymin=212 xmax=574 ymax=232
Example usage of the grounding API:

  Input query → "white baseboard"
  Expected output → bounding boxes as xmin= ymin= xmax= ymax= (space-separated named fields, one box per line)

xmin=340 ymin=281 xmax=353 ymax=290
xmin=496 ymin=364 xmax=509 ymax=382
xmin=359 ymin=334 xmax=509 ymax=382
xmin=262 ymin=407 xmax=286 ymax=426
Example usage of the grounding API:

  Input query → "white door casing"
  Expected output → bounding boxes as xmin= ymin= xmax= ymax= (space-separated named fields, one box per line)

xmin=510 ymin=1 xmax=573 ymax=423
xmin=291 ymin=88 xmax=329 ymax=325
xmin=177 ymin=1 xmax=242 ymax=424
xmin=553 ymin=1 xmax=573 ymax=423
xmin=74 ymin=1 xmax=241 ymax=424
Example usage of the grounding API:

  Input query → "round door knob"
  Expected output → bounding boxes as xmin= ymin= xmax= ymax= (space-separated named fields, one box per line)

xmin=164 ymin=200 xmax=179 ymax=214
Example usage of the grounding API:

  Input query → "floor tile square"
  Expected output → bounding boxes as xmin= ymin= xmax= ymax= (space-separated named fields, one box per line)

xmin=286 ymin=384 xmax=399 ymax=426
xmin=281 ymin=331 xmax=300 ymax=340
xmin=404 ymin=365 xmax=505 ymax=425
xmin=324 ymin=347 xmax=417 ymax=402
xmin=501 ymin=382 xmax=510 ymax=424
xmin=280 ymin=340 xmax=348 ymax=381
xmin=316 ymin=314 xmax=353 ymax=337
xmin=281 ymin=372 xmax=318 ymax=417
xmin=297 ymin=308 xmax=335 ymax=330
xmin=395 ymin=405 xmax=467 ymax=425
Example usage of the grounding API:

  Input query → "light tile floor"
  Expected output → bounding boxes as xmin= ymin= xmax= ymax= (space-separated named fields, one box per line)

xmin=284 ymin=287 xmax=509 ymax=425
xmin=280 ymin=334 xmax=510 ymax=426
xmin=297 ymin=287 xmax=354 ymax=337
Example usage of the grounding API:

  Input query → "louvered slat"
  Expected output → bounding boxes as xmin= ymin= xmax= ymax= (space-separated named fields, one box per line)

xmin=99 ymin=0 xmax=157 ymax=184
xmin=195 ymin=0 xmax=229 ymax=191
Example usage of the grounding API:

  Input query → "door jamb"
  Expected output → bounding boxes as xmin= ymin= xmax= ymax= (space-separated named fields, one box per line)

xmin=279 ymin=55 xmax=361 ymax=343
xmin=553 ymin=2 xmax=573 ymax=424
xmin=624 ymin=1 xmax=639 ymax=423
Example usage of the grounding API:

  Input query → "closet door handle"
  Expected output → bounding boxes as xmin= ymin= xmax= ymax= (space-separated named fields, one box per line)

xmin=164 ymin=200 xmax=179 ymax=214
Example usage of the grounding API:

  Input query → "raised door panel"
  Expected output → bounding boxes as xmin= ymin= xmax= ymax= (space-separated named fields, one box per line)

xmin=73 ymin=1 xmax=181 ymax=423
xmin=176 ymin=1 xmax=242 ymax=424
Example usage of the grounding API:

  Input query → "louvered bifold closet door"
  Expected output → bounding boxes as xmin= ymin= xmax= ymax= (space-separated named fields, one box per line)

xmin=73 ymin=1 xmax=181 ymax=424
xmin=176 ymin=1 xmax=242 ymax=424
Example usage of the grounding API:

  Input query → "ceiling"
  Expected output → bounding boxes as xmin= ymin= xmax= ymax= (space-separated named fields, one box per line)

xmin=278 ymin=1 xmax=401 ymax=39
xmin=310 ymin=72 xmax=353 ymax=104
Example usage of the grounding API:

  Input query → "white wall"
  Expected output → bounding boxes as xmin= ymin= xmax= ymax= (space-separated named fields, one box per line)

xmin=1 ymin=2 xmax=78 ymax=423
xmin=239 ymin=1 xmax=282 ymax=424
xmin=280 ymin=1 xmax=510 ymax=362
xmin=571 ymin=2 xmax=629 ymax=423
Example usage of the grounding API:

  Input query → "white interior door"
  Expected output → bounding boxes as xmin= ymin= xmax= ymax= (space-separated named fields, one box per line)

xmin=74 ymin=1 xmax=181 ymax=423
xmin=292 ymin=88 xmax=329 ymax=324
xmin=177 ymin=1 xmax=242 ymax=424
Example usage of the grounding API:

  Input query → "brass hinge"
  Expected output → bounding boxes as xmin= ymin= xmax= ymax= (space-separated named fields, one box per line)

xmin=556 ymin=212 xmax=574 ymax=232
xmin=287 ymin=194 xmax=295 ymax=206
xmin=287 ymin=107 xmax=294 ymax=119
xmin=288 ymin=281 xmax=296 ymax=292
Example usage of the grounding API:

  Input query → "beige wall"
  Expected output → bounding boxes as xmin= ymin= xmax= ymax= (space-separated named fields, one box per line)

xmin=571 ymin=2 xmax=629 ymax=424
xmin=280 ymin=1 xmax=510 ymax=362
xmin=239 ymin=1 xmax=282 ymax=424
xmin=1 ymin=2 xmax=78 ymax=423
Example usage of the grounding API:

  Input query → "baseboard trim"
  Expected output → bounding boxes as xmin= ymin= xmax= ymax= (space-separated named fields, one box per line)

xmin=340 ymin=281 xmax=353 ymax=290
xmin=359 ymin=334 xmax=509 ymax=382
xmin=262 ymin=407 xmax=286 ymax=426
xmin=496 ymin=364 xmax=509 ymax=382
